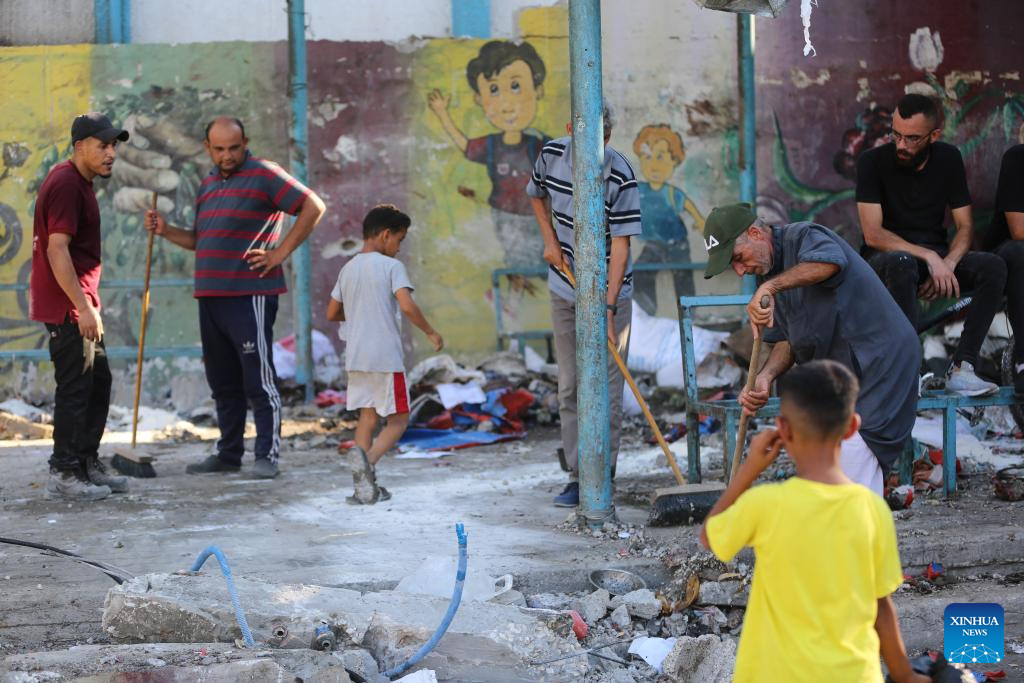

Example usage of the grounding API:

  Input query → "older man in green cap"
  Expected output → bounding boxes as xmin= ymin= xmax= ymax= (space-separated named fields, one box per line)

xmin=702 ymin=204 xmax=920 ymax=494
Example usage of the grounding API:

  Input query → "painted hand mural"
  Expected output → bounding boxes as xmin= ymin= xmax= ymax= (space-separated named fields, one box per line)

xmin=631 ymin=124 xmax=706 ymax=315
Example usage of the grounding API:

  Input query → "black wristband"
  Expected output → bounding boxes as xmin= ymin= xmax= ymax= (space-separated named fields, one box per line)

xmin=606 ymin=303 xmax=617 ymax=315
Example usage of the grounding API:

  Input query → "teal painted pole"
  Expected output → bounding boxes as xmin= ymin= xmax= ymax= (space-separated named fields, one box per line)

xmin=288 ymin=0 xmax=314 ymax=402
xmin=569 ymin=0 xmax=613 ymax=527
xmin=94 ymin=0 xmax=111 ymax=43
xmin=738 ymin=14 xmax=757 ymax=295
xmin=452 ymin=0 xmax=491 ymax=38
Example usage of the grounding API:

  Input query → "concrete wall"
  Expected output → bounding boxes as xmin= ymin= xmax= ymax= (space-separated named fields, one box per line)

xmin=754 ymin=0 xmax=1024 ymax=245
xmin=0 ymin=2 xmax=742 ymax=399
xmin=0 ymin=0 xmax=94 ymax=46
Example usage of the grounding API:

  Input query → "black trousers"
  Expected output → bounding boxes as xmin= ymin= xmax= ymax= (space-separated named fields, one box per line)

xmin=198 ymin=295 xmax=282 ymax=465
xmin=867 ymin=249 xmax=1008 ymax=366
xmin=45 ymin=320 xmax=111 ymax=473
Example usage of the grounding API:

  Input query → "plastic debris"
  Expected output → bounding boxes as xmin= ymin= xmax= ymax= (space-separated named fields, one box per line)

xmin=628 ymin=636 xmax=677 ymax=673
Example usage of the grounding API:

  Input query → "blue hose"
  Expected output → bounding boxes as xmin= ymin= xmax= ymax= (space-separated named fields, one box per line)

xmin=189 ymin=546 xmax=256 ymax=648
xmin=383 ymin=523 xmax=468 ymax=679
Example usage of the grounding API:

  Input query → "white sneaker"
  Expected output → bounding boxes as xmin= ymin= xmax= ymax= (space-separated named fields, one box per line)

xmin=46 ymin=470 xmax=111 ymax=501
xmin=946 ymin=361 xmax=999 ymax=397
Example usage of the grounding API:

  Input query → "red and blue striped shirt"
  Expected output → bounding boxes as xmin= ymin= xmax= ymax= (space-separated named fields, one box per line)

xmin=192 ymin=153 xmax=311 ymax=297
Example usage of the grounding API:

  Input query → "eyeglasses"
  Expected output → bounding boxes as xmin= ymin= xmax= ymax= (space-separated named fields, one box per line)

xmin=889 ymin=129 xmax=935 ymax=146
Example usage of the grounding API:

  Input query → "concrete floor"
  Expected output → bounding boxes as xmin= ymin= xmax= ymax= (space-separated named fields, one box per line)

xmin=1 ymin=419 xmax=1023 ymax=678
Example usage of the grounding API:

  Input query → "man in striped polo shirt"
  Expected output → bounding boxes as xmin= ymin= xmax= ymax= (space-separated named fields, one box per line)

xmin=526 ymin=106 xmax=643 ymax=508
xmin=145 ymin=117 xmax=325 ymax=478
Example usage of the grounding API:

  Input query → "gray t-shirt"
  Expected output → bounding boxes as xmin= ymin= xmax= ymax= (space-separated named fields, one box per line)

xmin=525 ymin=136 xmax=643 ymax=302
xmin=761 ymin=222 xmax=921 ymax=473
xmin=330 ymin=252 xmax=413 ymax=373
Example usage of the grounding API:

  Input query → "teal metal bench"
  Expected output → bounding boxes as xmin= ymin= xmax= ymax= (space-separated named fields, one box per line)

xmin=491 ymin=262 xmax=708 ymax=357
xmin=679 ymin=294 xmax=1022 ymax=498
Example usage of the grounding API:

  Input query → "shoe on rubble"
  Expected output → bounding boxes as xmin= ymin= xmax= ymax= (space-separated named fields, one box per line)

xmin=186 ymin=454 xmax=241 ymax=474
xmin=553 ymin=481 xmax=580 ymax=508
xmin=252 ymin=458 xmax=280 ymax=479
xmin=46 ymin=469 xmax=111 ymax=501
xmin=347 ymin=446 xmax=377 ymax=504
xmin=85 ymin=457 xmax=129 ymax=493
xmin=946 ymin=361 xmax=998 ymax=397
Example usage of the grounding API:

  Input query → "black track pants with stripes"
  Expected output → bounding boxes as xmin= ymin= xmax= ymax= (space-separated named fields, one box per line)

xmin=198 ymin=295 xmax=282 ymax=465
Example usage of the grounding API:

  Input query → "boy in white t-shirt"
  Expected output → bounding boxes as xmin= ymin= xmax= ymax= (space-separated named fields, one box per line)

xmin=326 ymin=205 xmax=443 ymax=504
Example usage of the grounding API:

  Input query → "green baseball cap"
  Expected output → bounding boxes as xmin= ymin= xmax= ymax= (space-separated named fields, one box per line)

xmin=702 ymin=202 xmax=758 ymax=279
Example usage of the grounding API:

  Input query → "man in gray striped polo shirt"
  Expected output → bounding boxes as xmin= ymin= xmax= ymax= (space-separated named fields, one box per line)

xmin=146 ymin=117 xmax=325 ymax=479
xmin=526 ymin=107 xmax=643 ymax=507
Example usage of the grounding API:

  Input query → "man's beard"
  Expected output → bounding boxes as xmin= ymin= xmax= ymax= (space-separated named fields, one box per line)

xmin=895 ymin=142 xmax=931 ymax=169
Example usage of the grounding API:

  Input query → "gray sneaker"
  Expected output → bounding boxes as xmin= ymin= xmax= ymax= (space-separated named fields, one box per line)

xmin=46 ymin=470 xmax=111 ymax=501
xmin=85 ymin=458 xmax=129 ymax=493
xmin=252 ymin=458 xmax=280 ymax=479
xmin=946 ymin=361 xmax=999 ymax=397
xmin=347 ymin=446 xmax=377 ymax=504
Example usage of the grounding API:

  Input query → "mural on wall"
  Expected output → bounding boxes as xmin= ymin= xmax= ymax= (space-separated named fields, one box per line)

xmin=0 ymin=4 xmax=744 ymax=371
xmin=427 ymin=39 xmax=551 ymax=290
xmin=755 ymin=5 xmax=1024 ymax=245
xmin=631 ymin=123 xmax=706 ymax=315
xmin=0 ymin=43 xmax=289 ymax=360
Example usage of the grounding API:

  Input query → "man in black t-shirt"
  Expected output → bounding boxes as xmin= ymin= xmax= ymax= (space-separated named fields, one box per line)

xmin=857 ymin=94 xmax=1005 ymax=397
xmin=987 ymin=144 xmax=1024 ymax=393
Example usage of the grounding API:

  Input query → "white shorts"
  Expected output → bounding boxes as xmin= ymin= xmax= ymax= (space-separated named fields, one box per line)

xmin=347 ymin=371 xmax=410 ymax=417
xmin=840 ymin=431 xmax=884 ymax=496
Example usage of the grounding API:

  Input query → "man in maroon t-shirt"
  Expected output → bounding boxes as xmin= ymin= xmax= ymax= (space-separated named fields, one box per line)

xmin=30 ymin=112 xmax=131 ymax=501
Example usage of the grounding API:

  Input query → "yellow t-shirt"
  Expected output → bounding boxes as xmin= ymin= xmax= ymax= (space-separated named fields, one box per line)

xmin=706 ymin=477 xmax=904 ymax=682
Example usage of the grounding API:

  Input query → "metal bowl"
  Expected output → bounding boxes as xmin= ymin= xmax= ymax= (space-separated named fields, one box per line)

xmin=589 ymin=568 xmax=647 ymax=596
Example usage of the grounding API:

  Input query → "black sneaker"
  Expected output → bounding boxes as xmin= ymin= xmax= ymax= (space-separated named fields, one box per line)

xmin=85 ymin=457 xmax=130 ymax=493
xmin=186 ymin=454 xmax=241 ymax=475
xmin=252 ymin=458 xmax=279 ymax=479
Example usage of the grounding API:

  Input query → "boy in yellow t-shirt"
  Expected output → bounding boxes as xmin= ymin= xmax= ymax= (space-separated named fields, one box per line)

xmin=700 ymin=360 xmax=930 ymax=683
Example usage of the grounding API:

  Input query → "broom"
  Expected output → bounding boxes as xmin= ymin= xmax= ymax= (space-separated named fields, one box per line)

xmin=111 ymin=192 xmax=159 ymax=478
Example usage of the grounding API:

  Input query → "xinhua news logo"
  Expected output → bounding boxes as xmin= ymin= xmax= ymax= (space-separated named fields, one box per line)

xmin=943 ymin=603 xmax=1004 ymax=664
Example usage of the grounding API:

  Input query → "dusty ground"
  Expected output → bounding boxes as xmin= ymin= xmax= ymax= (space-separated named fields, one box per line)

xmin=1 ymin=416 xmax=1022 ymax=680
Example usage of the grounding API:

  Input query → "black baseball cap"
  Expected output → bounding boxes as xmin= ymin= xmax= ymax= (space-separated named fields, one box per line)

xmin=71 ymin=112 xmax=129 ymax=144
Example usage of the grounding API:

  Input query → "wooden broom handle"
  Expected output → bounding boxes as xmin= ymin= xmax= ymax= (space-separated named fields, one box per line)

xmin=728 ymin=294 xmax=772 ymax=484
xmin=559 ymin=263 xmax=685 ymax=486
xmin=130 ymin=193 xmax=157 ymax=448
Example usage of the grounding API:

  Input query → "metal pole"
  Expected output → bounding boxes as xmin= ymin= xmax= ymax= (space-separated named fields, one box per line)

xmin=738 ymin=13 xmax=757 ymax=295
xmin=569 ymin=0 xmax=613 ymax=527
xmin=288 ymin=0 xmax=314 ymax=403
xmin=94 ymin=0 xmax=111 ymax=43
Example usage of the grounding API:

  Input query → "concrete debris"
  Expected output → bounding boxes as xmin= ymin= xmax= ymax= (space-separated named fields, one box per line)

xmin=609 ymin=605 xmax=631 ymax=629
xmin=660 ymin=634 xmax=735 ymax=683
xmin=0 ymin=411 xmax=53 ymax=439
xmin=572 ymin=588 xmax=611 ymax=625
xmin=525 ymin=593 xmax=575 ymax=611
xmin=617 ymin=589 xmax=661 ymax=620
xmin=102 ymin=573 xmax=587 ymax=681
xmin=697 ymin=580 xmax=749 ymax=607
xmin=0 ymin=643 xmax=355 ymax=683
xmin=0 ymin=398 xmax=52 ymax=424
xmin=394 ymin=670 xmax=438 ymax=683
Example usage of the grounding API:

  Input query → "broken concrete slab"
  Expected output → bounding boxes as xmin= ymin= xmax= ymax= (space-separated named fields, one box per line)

xmin=697 ymin=580 xmax=749 ymax=607
xmin=614 ymin=589 xmax=661 ymax=620
xmin=609 ymin=604 xmax=631 ymax=629
xmin=0 ymin=411 xmax=52 ymax=439
xmin=102 ymin=573 xmax=587 ymax=682
xmin=0 ymin=643 xmax=355 ymax=683
xmin=660 ymin=634 xmax=735 ymax=683
xmin=571 ymin=588 xmax=610 ymax=625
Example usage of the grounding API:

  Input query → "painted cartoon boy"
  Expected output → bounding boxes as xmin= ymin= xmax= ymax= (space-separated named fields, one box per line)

xmin=632 ymin=124 xmax=705 ymax=314
xmin=428 ymin=40 xmax=549 ymax=270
